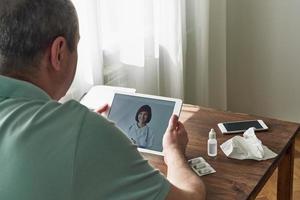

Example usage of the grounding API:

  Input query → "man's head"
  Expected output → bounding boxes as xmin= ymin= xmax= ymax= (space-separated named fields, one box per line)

xmin=0 ymin=0 xmax=79 ymax=99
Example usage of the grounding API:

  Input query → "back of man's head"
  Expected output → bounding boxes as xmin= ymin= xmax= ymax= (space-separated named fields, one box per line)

xmin=0 ymin=0 xmax=78 ymax=75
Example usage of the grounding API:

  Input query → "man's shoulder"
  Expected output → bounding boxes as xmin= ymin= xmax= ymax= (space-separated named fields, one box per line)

xmin=17 ymin=99 xmax=93 ymax=131
xmin=42 ymin=99 xmax=89 ymax=117
xmin=60 ymin=100 xmax=118 ymax=137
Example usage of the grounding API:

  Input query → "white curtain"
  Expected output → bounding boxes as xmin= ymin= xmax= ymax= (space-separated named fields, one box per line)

xmin=67 ymin=0 xmax=221 ymax=107
xmin=98 ymin=0 xmax=185 ymax=99
xmin=62 ymin=0 xmax=104 ymax=101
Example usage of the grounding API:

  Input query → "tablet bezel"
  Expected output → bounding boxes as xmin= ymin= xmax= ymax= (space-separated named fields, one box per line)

xmin=218 ymin=119 xmax=268 ymax=134
xmin=108 ymin=92 xmax=183 ymax=156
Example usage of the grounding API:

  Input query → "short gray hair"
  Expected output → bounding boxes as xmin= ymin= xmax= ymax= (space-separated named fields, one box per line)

xmin=0 ymin=0 xmax=78 ymax=73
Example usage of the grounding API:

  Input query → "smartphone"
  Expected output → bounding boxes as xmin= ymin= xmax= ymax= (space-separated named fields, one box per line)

xmin=218 ymin=120 xmax=268 ymax=134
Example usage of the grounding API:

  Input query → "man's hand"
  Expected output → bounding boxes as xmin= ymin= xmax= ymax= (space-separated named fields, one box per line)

xmin=163 ymin=115 xmax=206 ymax=200
xmin=95 ymin=104 xmax=110 ymax=116
xmin=163 ymin=115 xmax=188 ymax=165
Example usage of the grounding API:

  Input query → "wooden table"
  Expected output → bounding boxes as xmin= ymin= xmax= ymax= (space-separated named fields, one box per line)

xmin=142 ymin=105 xmax=299 ymax=200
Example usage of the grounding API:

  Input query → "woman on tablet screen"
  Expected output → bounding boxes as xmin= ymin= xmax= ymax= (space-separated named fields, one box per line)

xmin=127 ymin=105 xmax=154 ymax=149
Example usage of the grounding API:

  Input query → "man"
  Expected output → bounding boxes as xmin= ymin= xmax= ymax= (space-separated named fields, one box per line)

xmin=0 ymin=0 xmax=205 ymax=199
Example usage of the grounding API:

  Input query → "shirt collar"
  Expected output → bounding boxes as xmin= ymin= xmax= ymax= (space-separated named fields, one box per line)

xmin=0 ymin=75 xmax=51 ymax=101
xmin=134 ymin=123 xmax=148 ymax=130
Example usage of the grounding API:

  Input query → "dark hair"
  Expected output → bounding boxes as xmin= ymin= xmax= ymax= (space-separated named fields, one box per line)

xmin=0 ymin=0 xmax=78 ymax=73
xmin=135 ymin=105 xmax=152 ymax=123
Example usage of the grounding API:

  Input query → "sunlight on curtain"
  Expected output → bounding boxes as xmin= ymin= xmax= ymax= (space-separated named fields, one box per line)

xmin=99 ymin=0 xmax=185 ymax=99
xmin=100 ymin=0 xmax=146 ymax=67
xmin=65 ymin=0 xmax=224 ymax=108
xmin=61 ymin=0 xmax=104 ymax=102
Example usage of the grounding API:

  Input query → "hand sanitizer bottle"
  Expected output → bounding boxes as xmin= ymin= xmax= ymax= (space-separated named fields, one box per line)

xmin=208 ymin=129 xmax=217 ymax=157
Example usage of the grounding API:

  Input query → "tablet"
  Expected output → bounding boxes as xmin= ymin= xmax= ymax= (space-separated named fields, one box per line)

xmin=107 ymin=92 xmax=182 ymax=156
xmin=218 ymin=120 xmax=268 ymax=134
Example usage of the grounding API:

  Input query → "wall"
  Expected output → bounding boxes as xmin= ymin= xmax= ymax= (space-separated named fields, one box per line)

xmin=227 ymin=0 xmax=300 ymax=122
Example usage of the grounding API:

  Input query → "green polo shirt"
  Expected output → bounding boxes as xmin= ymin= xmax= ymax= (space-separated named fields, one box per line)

xmin=0 ymin=75 xmax=170 ymax=200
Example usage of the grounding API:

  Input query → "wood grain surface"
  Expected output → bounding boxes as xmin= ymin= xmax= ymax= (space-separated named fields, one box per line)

xmin=257 ymin=134 xmax=300 ymax=200
xmin=142 ymin=105 xmax=299 ymax=200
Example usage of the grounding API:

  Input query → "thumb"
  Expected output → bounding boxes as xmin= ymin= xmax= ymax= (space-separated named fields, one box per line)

xmin=96 ymin=104 xmax=109 ymax=114
xmin=168 ymin=115 xmax=179 ymax=131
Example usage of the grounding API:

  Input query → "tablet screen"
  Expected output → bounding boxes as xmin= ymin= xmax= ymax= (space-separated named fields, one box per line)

xmin=108 ymin=93 xmax=176 ymax=152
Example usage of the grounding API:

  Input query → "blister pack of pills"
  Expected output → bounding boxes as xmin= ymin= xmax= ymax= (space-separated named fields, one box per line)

xmin=188 ymin=157 xmax=216 ymax=176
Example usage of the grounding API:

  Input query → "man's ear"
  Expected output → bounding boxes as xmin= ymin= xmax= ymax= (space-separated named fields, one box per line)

xmin=49 ymin=36 xmax=68 ymax=71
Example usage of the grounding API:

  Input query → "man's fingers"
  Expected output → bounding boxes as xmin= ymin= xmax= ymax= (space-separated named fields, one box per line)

xmin=176 ymin=121 xmax=184 ymax=131
xmin=168 ymin=115 xmax=179 ymax=131
xmin=96 ymin=104 xmax=109 ymax=114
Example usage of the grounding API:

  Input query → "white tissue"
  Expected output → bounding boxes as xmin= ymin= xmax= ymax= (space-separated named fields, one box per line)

xmin=220 ymin=128 xmax=277 ymax=160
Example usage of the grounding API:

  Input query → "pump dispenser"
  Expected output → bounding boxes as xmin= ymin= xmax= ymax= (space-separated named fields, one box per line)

xmin=207 ymin=129 xmax=217 ymax=157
